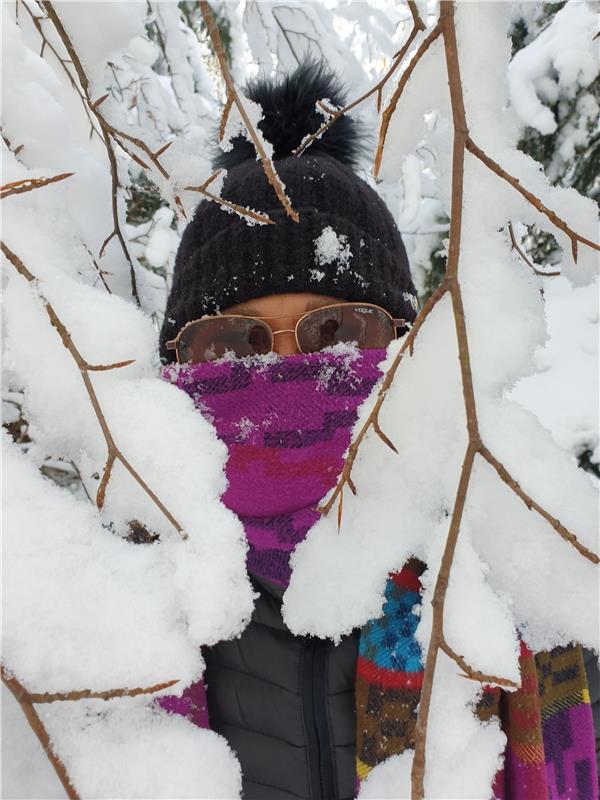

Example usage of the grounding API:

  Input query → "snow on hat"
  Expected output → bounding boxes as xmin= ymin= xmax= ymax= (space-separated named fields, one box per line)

xmin=159 ymin=56 xmax=419 ymax=365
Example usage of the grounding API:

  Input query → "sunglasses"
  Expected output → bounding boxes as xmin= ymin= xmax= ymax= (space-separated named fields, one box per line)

xmin=166 ymin=302 xmax=405 ymax=364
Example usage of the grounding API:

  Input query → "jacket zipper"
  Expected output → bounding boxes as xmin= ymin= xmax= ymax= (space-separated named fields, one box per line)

xmin=302 ymin=638 xmax=336 ymax=799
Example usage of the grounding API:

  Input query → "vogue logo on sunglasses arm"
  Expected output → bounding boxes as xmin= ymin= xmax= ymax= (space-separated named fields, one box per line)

xmin=166 ymin=303 xmax=405 ymax=364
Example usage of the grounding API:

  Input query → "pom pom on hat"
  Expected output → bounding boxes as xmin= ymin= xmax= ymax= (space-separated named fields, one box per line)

xmin=210 ymin=56 xmax=371 ymax=170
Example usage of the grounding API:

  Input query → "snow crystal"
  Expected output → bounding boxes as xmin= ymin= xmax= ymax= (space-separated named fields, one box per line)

xmin=314 ymin=344 xmax=366 ymax=393
xmin=203 ymin=349 xmax=282 ymax=370
xmin=402 ymin=291 xmax=419 ymax=312
xmin=235 ymin=417 xmax=257 ymax=441
xmin=314 ymin=225 xmax=353 ymax=270
xmin=315 ymin=96 xmax=341 ymax=120
xmin=319 ymin=340 xmax=362 ymax=359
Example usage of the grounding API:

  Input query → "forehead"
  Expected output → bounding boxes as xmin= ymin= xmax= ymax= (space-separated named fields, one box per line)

xmin=224 ymin=292 xmax=342 ymax=317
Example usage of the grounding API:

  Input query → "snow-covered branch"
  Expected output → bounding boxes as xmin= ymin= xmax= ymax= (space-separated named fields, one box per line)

xmin=1 ymin=239 xmax=187 ymax=536
xmin=199 ymin=0 xmax=300 ymax=223
xmin=293 ymin=0 xmax=427 ymax=160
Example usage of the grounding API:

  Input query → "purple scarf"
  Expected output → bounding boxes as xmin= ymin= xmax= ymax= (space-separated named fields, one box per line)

xmin=156 ymin=349 xmax=598 ymax=799
xmin=161 ymin=347 xmax=386 ymax=587
xmin=155 ymin=348 xmax=385 ymax=732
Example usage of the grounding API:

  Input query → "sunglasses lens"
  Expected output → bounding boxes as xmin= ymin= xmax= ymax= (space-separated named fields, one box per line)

xmin=178 ymin=317 xmax=272 ymax=363
xmin=296 ymin=304 xmax=395 ymax=354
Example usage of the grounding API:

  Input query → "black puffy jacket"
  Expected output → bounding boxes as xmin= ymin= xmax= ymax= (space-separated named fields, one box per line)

xmin=203 ymin=574 xmax=358 ymax=800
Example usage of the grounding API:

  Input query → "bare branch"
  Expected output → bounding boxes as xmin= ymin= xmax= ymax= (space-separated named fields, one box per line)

xmin=507 ymin=222 xmax=560 ymax=277
xmin=28 ymin=678 xmax=179 ymax=703
xmin=20 ymin=1 xmax=104 ymax=143
xmin=467 ymin=138 xmax=600 ymax=261
xmin=313 ymin=4 xmax=598 ymax=797
xmin=439 ymin=639 xmax=519 ymax=689
xmin=40 ymin=1 xmax=141 ymax=305
xmin=28 ymin=3 xmax=273 ymax=254
xmin=1 ymin=241 xmax=188 ymax=540
xmin=479 ymin=445 xmax=599 ymax=564
xmin=199 ymin=0 xmax=300 ymax=223
xmin=2 ymin=665 xmax=81 ymax=800
xmin=293 ymin=2 xmax=427 ymax=159
xmin=373 ymin=24 xmax=443 ymax=180
xmin=1 ymin=172 xmax=74 ymax=200
xmin=318 ymin=278 xmax=449 ymax=517
xmin=184 ymin=170 xmax=275 ymax=226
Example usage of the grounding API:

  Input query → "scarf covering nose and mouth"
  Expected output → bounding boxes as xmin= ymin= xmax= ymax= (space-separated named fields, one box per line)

xmin=159 ymin=349 xmax=598 ymax=799
xmin=161 ymin=347 xmax=386 ymax=587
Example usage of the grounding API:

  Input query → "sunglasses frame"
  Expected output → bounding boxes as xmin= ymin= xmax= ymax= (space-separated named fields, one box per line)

xmin=166 ymin=302 xmax=405 ymax=364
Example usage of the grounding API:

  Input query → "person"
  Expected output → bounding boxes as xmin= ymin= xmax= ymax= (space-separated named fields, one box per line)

xmin=156 ymin=58 xmax=598 ymax=800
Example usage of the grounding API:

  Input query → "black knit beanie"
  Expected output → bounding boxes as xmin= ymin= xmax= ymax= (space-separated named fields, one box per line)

xmin=159 ymin=57 xmax=419 ymax=365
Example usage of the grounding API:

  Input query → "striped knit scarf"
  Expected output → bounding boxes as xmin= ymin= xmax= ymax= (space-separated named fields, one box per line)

xmin=161 ymin=348 xmax=385 ymax=586
xmin=357 ymin=559 xmax=598 ymax=799
xmin=160 ymin=350 xmax=598 ymax=798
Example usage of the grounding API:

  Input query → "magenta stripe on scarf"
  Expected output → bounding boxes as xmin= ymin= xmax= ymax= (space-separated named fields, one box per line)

xmin=162 ymin=347 xmax=386 ymax=587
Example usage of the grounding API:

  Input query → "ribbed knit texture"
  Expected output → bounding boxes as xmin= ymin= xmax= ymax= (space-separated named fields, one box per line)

xmin=157 ymin=354 xmax=598 ymax=799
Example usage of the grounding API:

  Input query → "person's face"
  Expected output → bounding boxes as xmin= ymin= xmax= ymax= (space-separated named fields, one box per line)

xmin=222 ymin=292 xmax=343 ymax=356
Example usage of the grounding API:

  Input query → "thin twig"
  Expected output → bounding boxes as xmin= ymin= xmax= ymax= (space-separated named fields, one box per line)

xmin=84 ymin=243 xmax=113 ymax=293
xmin=412 ymin=439 xmax=477 ymax=798
xmin=1 ymin=126 xmax=25 ymax=158
xmin=467 ymin=138 xmax=600 ymax=262
xmin=439 ymin=639 xmax=519 ymax=689
xmin=373 ymin=23 xmax=443 ymax=180
xmin=40 ymin=1 xmax=141 ymax=305
xmin=184 ymin=170 xmax=274 ymax=226
xmin=1 ymin=666 xmax=80 ymax=800
xmin=28 ymin=678 xmax=179 ymax=703
xmin=507 ymin=222 xmax=560 ymax=276
xmin=293 ymin=1 xmax=427 ymax=159
xmin=199 ymin=0 xmax=300 ymax=223
xmin=479 ymin=445 xmax=599 ymax=564
xmin=1 ymin=172 xmax=74 ymax=199
xmin=20 ymin=1 xmax=103 ymax=143
xmin=317 ymin=278 xmax=449 ymax=518
xmin=68 ymin=459 xmax=94 ymax=504
xmin=1 ymin=241 xmax=188 ymax=540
